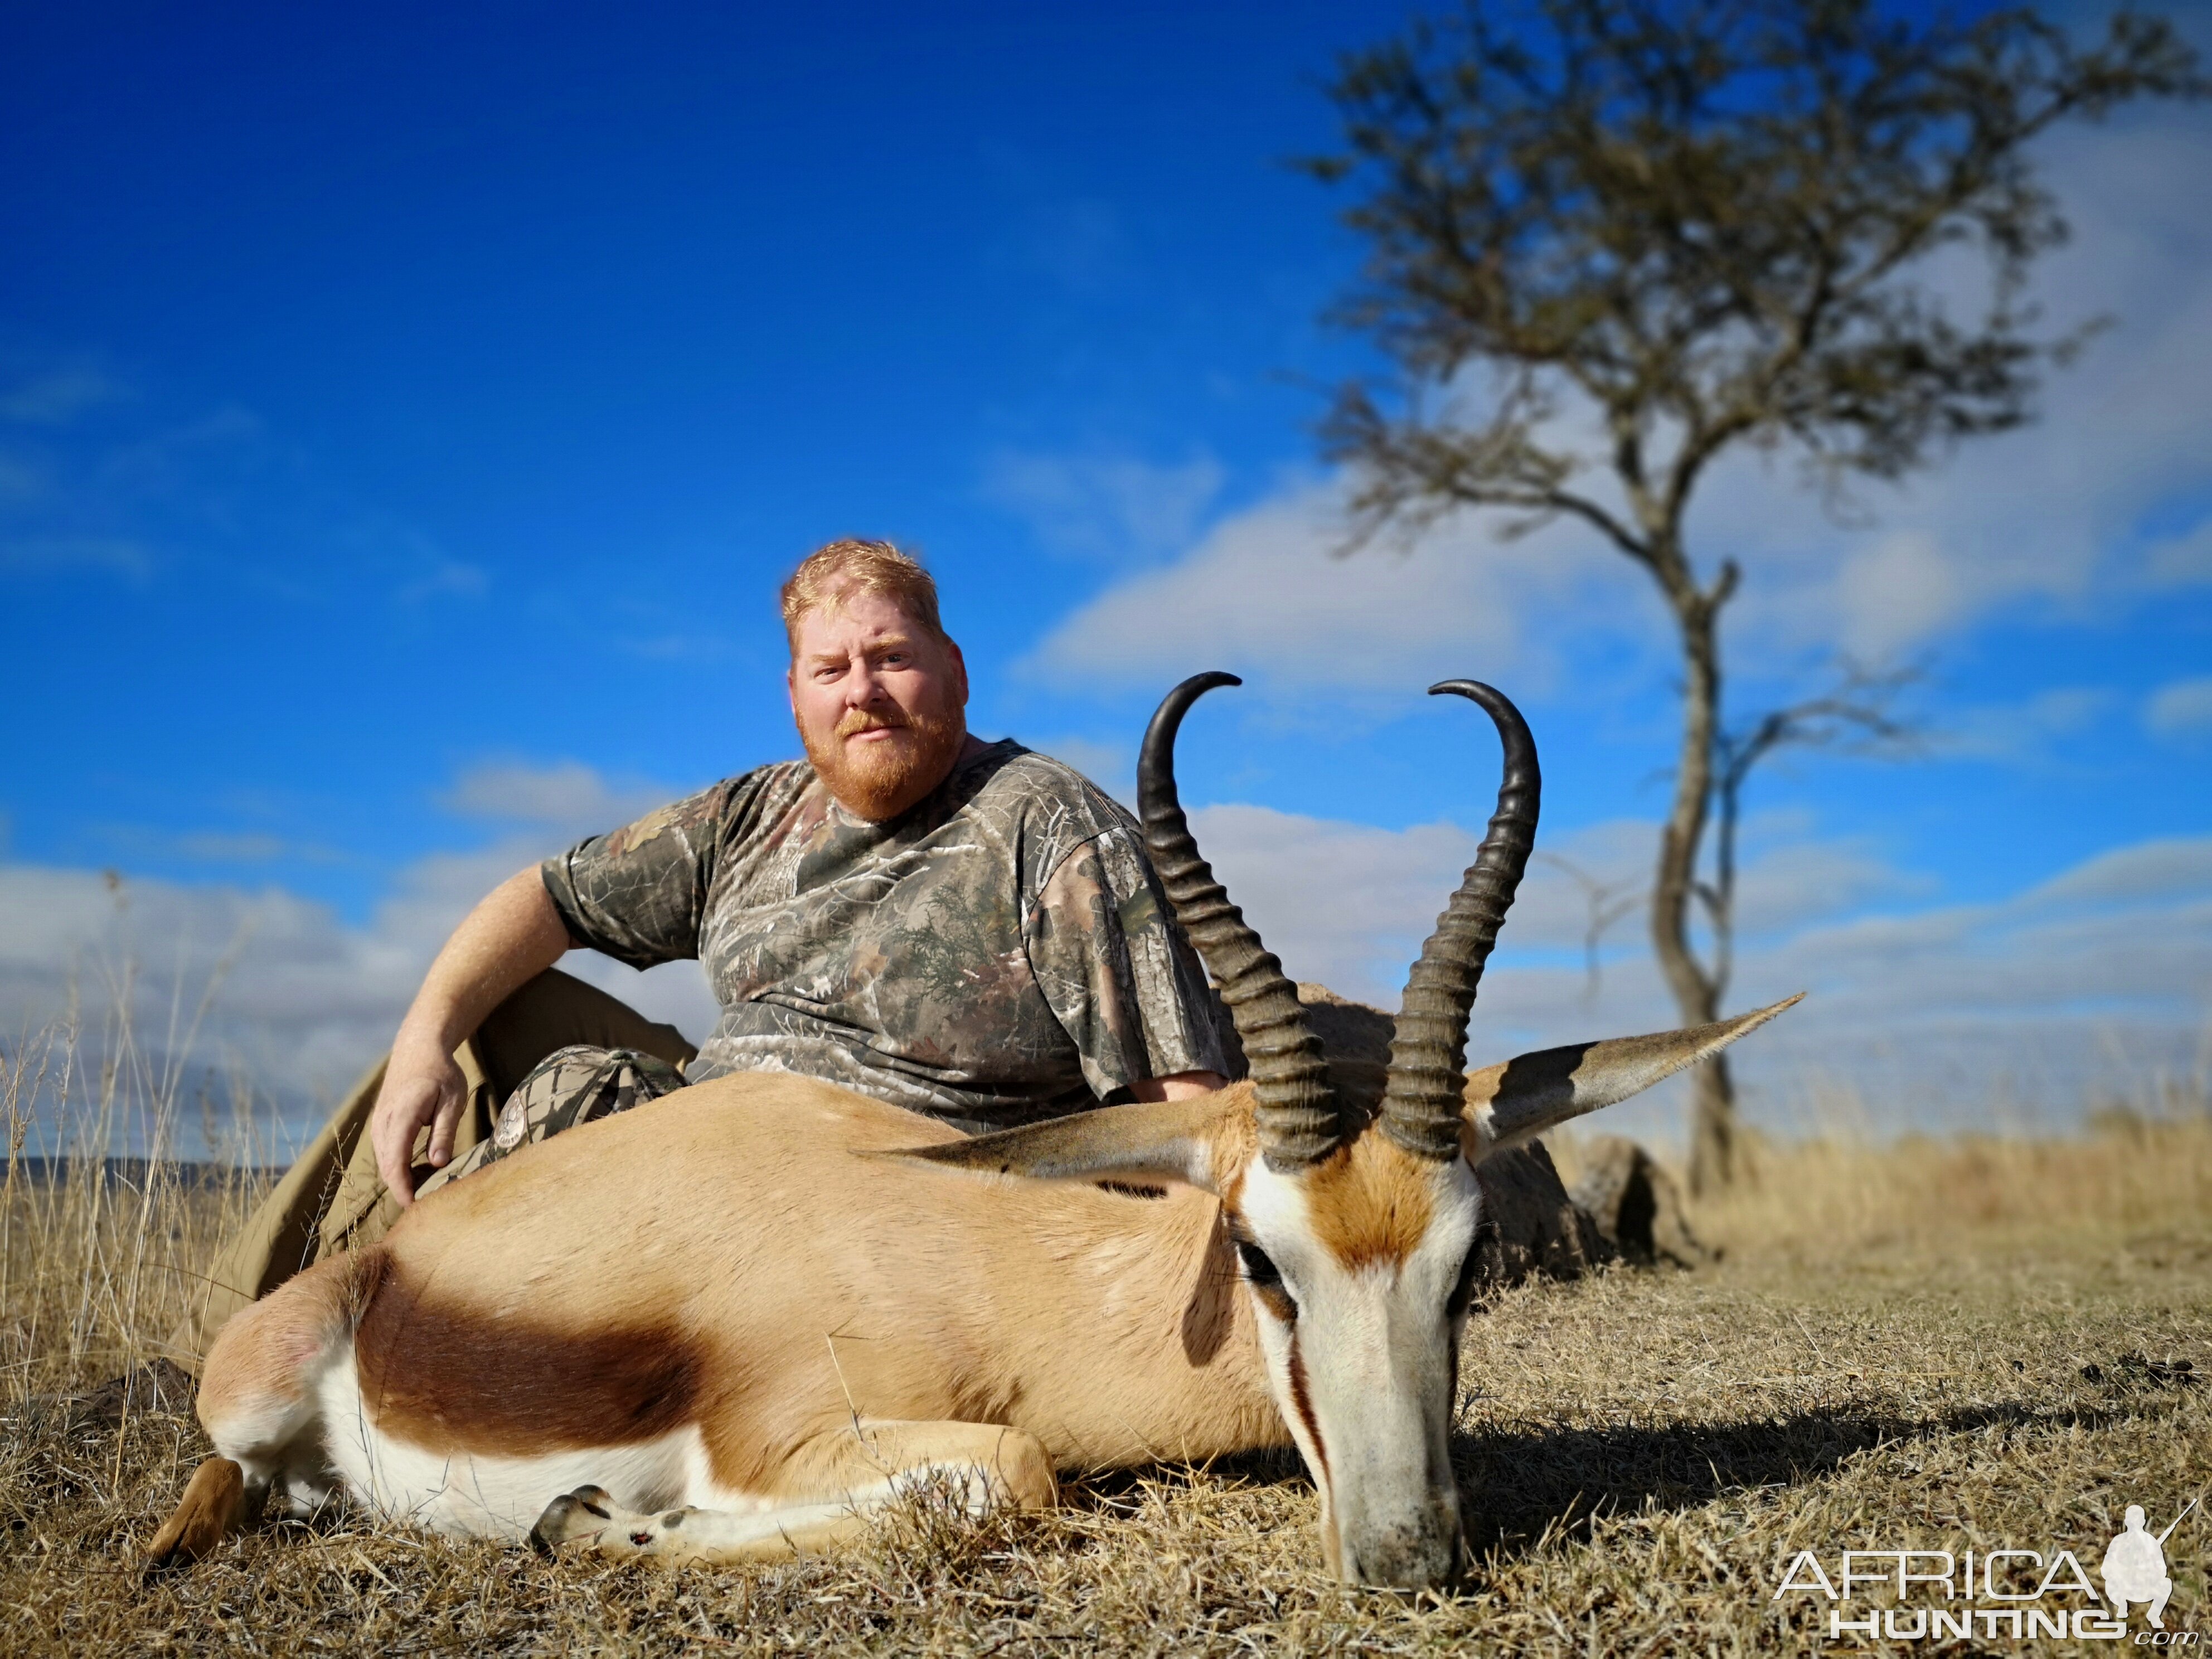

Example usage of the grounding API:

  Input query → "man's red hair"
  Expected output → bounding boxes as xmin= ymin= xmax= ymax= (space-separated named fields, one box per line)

xmin=779 ymin=539 xmax=946 ymax=654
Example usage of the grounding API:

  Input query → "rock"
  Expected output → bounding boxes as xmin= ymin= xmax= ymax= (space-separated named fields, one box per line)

xmin=1214 ymin=982 xmax=1615 ymax=1291
xmin=1568 ymin=1136 xmax=1708 ymax=1268
xmin=58 ymin=1357 xmax=197 ymax=1426
xmin=1466 ymin=1137 xmax=1616 ymax=1289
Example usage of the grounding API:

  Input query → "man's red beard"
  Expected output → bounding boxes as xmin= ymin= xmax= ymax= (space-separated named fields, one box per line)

xmin=799 ymin=698 xmax=967 ymax=822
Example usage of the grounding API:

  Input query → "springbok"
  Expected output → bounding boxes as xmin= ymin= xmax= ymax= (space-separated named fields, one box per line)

xmin=149 ymin=674 xmax=1795 ymax=1589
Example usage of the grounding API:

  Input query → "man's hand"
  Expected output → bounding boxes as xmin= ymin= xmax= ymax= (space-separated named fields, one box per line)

xmin=368 ymin=866 xmax=576 ymax=1207
xmin=371 ymin=1034 xmax=473 ymax=1206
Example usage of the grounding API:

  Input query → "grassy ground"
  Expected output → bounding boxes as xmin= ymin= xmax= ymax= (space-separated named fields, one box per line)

xmin=2 ymin=1084 xmax=2206 ymax=1655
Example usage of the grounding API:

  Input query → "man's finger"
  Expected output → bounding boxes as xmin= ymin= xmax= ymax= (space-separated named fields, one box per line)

xmin=379 ymin=1119 xmax=418 ymax=1207
xmin=426 ymin=1092 xmax=465 ymax=1170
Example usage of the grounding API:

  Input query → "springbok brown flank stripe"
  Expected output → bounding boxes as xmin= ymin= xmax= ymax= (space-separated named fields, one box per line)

xmin=353 ymin=1257 xmax=706 ymax=1457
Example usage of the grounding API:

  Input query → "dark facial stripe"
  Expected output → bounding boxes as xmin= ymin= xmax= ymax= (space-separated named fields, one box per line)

xmin=1286 ymin=1330 xmax=1330 ymax=1486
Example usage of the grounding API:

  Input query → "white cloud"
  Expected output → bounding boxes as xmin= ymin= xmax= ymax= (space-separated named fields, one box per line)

xmin=981 ymin=449 xmax=1226 ymax=566
xmin=1941 ymin=685 xmax=2117 ymax=765
xmin=0 ymin=365 xmax=123 ymax=426
xmin=1182 ymin=803 xmax=1922 ymax=1003
xmin=1025 ymin=478 xmax=1629 ymax=695
xmin=1180 ymin=803 xmax=2208 ymax=1143
xmin=2146 ymin=520 xmax=2212 ymax=588
xmin=441 ymin=758 xmax=674 ymax=830
xmin=2146 ymin=676 xmax=2212 ymax=739
xmin=0 ymin=534 xmax=154 ymax=579
xmin=2031 ymin=835 xmax=2212 ymax=906
xmin=1032 ymin=103 xmax=2212 ymax=695
xmin=1830 ymin=532 xmax=1966 ymax=657
xmin=0 ymin=761 xmax=715 ymax=1158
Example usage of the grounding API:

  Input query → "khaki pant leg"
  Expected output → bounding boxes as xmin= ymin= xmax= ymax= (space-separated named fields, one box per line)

xmin=464 ymin=967 xmax=697 ymax=1102
xmin=168 ymin=1052 xmax=387 ymax=1368
xmin=173 ymin=967 xmax=697 ymax=1366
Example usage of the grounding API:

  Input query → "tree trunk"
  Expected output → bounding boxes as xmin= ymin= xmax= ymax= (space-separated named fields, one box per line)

xmin=1686 ymin=1052 xmax=1737 ymax=1196
xmin=1650 ymin=584 xmax=1734 ymax=1194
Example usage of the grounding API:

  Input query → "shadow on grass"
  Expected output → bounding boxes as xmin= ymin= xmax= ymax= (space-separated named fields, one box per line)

xmin=1453 ymin=1398 xmax=2155 ymax=1560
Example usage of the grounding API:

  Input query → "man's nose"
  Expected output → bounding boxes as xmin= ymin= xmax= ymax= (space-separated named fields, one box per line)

xmin=844 ymin=664 xmax=895 ymax=707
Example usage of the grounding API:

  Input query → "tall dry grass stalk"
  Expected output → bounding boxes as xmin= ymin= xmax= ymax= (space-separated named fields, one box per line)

xmin=1 ymin=976 xmax=274 ymax=1404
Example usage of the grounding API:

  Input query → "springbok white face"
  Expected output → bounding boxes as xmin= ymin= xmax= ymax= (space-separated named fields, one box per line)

xmin=909 ymin=671 xmax=1798 ymax=1589
xmin=1231 ymin=1141 xmax=1483 ymax=1585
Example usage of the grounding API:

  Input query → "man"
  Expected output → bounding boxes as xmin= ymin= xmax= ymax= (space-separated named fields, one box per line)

xmin=181 ymin=539 xmax=1229 ymax=1358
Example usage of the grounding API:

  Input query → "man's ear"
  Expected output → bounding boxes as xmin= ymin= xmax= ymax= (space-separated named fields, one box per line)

xmin=873 ymin=1091 xmax=1238 ymax=1195
xmin=946 ymin=634 xmax=969 ymax=710
xmin=1462 ymin=995 xmax=1802 ymax=1162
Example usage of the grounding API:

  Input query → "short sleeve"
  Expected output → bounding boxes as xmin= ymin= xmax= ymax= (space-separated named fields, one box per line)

xmin=541 ymin=778 xmax=744 ymax=971
xmin=1024 ymin=824 xmax=1230 ymax=1100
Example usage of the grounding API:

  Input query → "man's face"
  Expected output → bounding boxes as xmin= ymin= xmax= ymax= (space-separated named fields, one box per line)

xmin=788 ymin=589 xmax=970 ymax=821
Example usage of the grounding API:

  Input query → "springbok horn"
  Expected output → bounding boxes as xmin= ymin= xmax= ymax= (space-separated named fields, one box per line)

xmin=1139 ymin=672 xmax=1340 ymax=1171
xmin=1378 ymin=681 xmax=1540 ymax=1162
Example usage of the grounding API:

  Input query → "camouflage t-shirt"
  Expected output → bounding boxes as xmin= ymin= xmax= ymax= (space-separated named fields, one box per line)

xmin=539 ymin=740 xmax=1229 ymax=1131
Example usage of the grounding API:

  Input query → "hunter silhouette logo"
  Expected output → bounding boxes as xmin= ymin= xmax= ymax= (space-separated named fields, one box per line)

xmin=1775 ymin=1494 xmax=2201 ymax=1643
xmin=2106 ymin=1499 xmax=2196 ymax=1630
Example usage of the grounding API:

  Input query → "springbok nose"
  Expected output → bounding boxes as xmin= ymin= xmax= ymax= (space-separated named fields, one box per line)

xmin=1348 ymin=1508 xmax=1464 ymax=1589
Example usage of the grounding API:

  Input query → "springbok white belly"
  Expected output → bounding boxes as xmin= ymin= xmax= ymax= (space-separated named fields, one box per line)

xmin=308 ymin=1349 xmax=736 ymax=1540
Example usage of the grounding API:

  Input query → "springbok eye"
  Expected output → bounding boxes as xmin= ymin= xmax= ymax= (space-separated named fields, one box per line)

xmin=1447 ymin=1228 xmax=1493 ymax=1320
xmin=1235 ymin=1240 xmax=1298 ymax=1323
xmin=1235 ymin=1239 xmax=1280 ymax=1284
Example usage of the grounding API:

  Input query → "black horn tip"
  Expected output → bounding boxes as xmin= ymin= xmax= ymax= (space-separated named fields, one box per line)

xmin=1139 ymin=672 xmax=1244 ymax=804
xmin=1428 ymin=678 xmax=1526 ymax=728
xmin=1428 ymin=680 xmax=1537 ymax=782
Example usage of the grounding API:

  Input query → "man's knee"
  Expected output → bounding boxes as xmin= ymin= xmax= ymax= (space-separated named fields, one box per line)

xmin=471 ymin=968 xmax=696 ymax=1099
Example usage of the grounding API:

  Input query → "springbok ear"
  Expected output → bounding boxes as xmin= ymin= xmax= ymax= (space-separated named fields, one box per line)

xmin=873 ymin=1092 xmax=1239 ymax=1195
xmin=1461 ymin=995 xmax=1803 ymax=1162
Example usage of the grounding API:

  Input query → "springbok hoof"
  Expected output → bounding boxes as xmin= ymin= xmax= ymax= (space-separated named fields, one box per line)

xmin=142 ymin=1456 xmax=246 ymax=1579
xmin=528 ymin=1485 xmax=616 ymax=1554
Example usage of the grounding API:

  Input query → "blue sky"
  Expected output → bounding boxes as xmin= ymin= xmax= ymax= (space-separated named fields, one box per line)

xmin=4 ymin=2 xmax=2210 ymax=1152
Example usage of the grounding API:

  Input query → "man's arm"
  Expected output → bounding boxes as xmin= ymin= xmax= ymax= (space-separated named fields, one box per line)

xmin=370 ymin=867 xmax=574 ymax=1205
xmin=1129 ymin=1070 xmax=1227 ymax=1102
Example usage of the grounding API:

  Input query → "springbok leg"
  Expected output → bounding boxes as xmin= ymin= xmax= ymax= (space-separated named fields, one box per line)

xmin=529 ymin=1418 xmax=1058 ymax=1564
xmin=147 ymin=1250 xmax=367 ymax=1568
xmin=145 ymin=1457 xmax=249 ymax=1574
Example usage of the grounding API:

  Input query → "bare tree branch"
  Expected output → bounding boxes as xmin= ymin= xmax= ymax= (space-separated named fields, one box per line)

xmin=1535 ymin=851 xmax=1642 ymax=1008
xmin=1306 ymin=0 xmax=2204 ymax=1189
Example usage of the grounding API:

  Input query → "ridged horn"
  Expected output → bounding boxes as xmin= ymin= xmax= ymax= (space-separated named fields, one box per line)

xmin=1139 ymin=672 xmax=1340 ymax=1171
xmin=1378 ymin=681 xmax=1540 ymax=1162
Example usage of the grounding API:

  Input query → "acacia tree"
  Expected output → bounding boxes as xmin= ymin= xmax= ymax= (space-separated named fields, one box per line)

xmin=1306 ymin=0 xmax=2201 ymax=1190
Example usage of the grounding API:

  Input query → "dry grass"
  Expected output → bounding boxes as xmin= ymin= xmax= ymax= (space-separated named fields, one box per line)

xmin=3 ymin=1025 xmax=2208 ymax=1654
